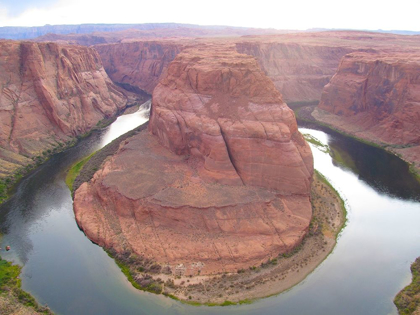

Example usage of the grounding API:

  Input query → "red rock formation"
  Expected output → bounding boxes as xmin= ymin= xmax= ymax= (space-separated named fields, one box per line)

xmin=235 ymin=41 xmax=353 ymax=102
xmin=95 ymin=37 xmax=351 ymax=103
xmin=95 ymin=41 xmax=185 ymax=94
xmin=74 ymin=46 xmax=314 ymax=275
xmin=314 ymin=52 xmax=420 ymax=170
xmin=0 ymin=40 xmax=130 ymax=177
xmin=94 ymin=32 xmax=416 ymax=104
xmin=150 ymin=45 xmax=313 ymax=193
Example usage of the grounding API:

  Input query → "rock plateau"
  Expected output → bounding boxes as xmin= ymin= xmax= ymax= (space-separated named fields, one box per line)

xmin=74 ymin=45 xmax=314 ymax=275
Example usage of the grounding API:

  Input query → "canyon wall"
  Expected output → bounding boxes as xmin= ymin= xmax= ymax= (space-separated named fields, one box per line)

xmin=0 ymin=40 xmax=130 ymax=178
xmin=95 ymin=41 xmax=185 ymax=94
xmin=74 ymin=46 xmax=314 ymax=275
xmin=149 ymin=45 xmax=313 ymax=193
xmin=313 ymin=52 xmax=420 ymax=170
xmin=94 ymin=38 xmax=351 ymax=103
xmin=33 ymin=31 xmax=420 ymax=105
xmin=2 ymin=23 xmax=285 ymax=41
xmin=235 ymin=41 xmax=353 ymax=102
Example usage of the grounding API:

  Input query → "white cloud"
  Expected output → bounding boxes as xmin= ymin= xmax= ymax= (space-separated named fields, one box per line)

xmin=0 ymin=0 xmax=419 ymax=31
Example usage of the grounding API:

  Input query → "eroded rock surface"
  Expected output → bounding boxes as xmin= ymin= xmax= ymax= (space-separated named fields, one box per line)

xmin=95 ymin=41 xmax=185 ymax=94
xmin=74 ymin=46 xmax=314 ymax=275
xmin=313 ymin=52 xmax=420 ymax=171
xmin=93 ymin=32 xmax=420 ymax=104
xmin=0 ymin=40 xmax=131 ymax=177
xmin=149 ymin=46 xmax=313 ymax=193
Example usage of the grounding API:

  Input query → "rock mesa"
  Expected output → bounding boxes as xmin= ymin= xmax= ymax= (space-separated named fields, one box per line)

xmin=74 ymin=46 xmax=314 ymax=275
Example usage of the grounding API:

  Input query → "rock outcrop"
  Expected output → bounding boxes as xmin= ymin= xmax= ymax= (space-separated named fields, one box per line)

xmin=94 ymin=32 xmax=420 ymax=103
xmin=313 ymin=52 xmax=420 ymax=171
xmin=74 ymin=46 xmax=314 ymax=275
xmin=0 ymin=40 xmax=130 ymax=178
xmin=149 ymin=45 xmax=313 ymax=193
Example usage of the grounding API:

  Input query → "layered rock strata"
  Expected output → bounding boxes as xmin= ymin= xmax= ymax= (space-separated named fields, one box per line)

xmin=92 ymin=32 xmax=420 ymax=104
xmin=0 ymin=40 xmax=130 ymax=178
xmin=235 ymin=41 xmax=353 ymax=102
xmin=95 ymin=41 xmax=185 ymax=94
xmin=74 ymin=46 xmax=314 ymax=275
xmin=313 ymin=52 xmax=420 ymax=171
xmin=149 ymin=46 xmax=313 ymax=193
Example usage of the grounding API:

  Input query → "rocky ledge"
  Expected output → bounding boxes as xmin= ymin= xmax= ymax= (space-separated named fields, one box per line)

xmin=74 ymin=46 xmax=314 ymax=277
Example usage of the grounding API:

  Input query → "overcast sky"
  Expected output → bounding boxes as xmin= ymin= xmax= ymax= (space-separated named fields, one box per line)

xmin=0 ymin=0 xmax=419 ymax=31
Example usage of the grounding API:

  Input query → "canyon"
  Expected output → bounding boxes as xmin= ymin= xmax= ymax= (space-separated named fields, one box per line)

xmin=0 ymin=24 xmax=419 ymax=311
xmin=0 ymin=40 xmax=140 ymax=179
xmin=73 ymin=46 xmax=314 ymax=277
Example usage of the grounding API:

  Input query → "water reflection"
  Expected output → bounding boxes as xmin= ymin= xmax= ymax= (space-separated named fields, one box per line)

xmin=300 ymin=121 xmax=420 ymax=201
xmin=100 ymin=100 xmax=151 ymax=146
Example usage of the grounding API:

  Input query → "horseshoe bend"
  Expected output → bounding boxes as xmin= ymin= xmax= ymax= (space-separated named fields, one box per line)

xmin=73 ymin=45 xmax=344 ymax=303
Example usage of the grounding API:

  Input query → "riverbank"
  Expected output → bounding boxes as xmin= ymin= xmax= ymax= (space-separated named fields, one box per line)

xmin=68 ymin=122 xmax=149 ymax=194
xmin=0 ymin=254 xmax=52 ymax=315
xmin=101 ymin=171 xmax=346 ymax=305
xmin=293 ymin=104 xmax=420 ymax=180
xmin=395 ymin=257 xmax=420 ymax=315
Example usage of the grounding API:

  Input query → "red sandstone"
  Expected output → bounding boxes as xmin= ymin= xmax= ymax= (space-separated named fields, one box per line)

xmin=74 ymin=46 xmax=314 ymax=275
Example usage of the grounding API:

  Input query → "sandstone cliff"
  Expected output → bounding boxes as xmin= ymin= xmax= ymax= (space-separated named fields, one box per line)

xmin=95 ymin=37 xmax=350 ymax=103
xmin=94 ymin=32 xmax=416 ymax=104
xmin=74 ymin=46 xmax=314 ymax=275
xmin=235 ymin=41 xmax=353 ymax=102
xmin=313 ymin=52 xmax=420 ymax=171
xmin=0 ymin=40 xmax=130 ymax=178
xmin=149 ymin=45 xmax=313 ymax=193
xmin=95 ymin=41 xmax=185 ymax=94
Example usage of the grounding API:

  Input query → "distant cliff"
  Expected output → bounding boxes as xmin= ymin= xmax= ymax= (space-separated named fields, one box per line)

xmin=0 ymin=23 xmax=196 ymax=40
xmin=1 ymin=23 xmax=284 ymax=41
xmin=95 ymin=39 xmax=351 ymax=102
xmin=313 ymin=52 xmax=420 ymax=172
xmin=235 ymin=41 xmax=353 ymax=102
xmin=95 ymin=41 xmax=184 ymax=94
xmin=0 ymin=40 xmax=131 ymax=179
xmin=94 ymin=32 xmax=404 ymax=103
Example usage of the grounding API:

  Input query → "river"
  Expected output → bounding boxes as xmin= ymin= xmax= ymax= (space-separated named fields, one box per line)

xmin=1 ymin=103 xmax=419 ymax=315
